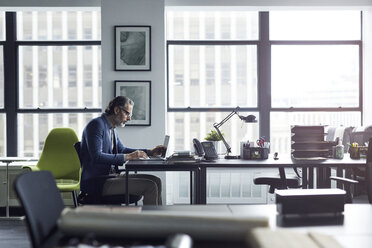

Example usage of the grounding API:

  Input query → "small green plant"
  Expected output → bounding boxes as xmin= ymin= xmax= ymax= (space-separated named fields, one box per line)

xmin=205 ymin=130 xmax=224 ymax=141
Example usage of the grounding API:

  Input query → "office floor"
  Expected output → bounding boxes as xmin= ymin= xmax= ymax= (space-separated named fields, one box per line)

xmin=0 ymin=194 xmax=369 ymax=248
xmin=0 ymin=219 xmax=30 ymax=248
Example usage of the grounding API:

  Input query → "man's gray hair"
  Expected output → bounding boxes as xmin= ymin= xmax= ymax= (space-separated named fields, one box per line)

xmin=105 ymin=96 xmax=134 ymax=115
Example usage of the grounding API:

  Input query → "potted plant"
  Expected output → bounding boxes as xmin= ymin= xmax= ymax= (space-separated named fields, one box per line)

xmin=205 ymin=130 xmax=225 ymax=154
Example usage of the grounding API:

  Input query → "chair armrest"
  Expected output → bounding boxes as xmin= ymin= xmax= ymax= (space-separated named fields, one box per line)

xmin=330 ymin=176 xmax=358 ymax=185
xmin=21 ymin=165 xmax=40 ymax=172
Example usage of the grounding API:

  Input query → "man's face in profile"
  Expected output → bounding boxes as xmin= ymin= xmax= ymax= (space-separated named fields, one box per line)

xmin=113 ymin=104 xmax=133 ymax=127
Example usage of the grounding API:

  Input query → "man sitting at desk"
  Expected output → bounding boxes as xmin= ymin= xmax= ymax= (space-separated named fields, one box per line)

xmin=80 ymin=96 xmax=165 ymax=205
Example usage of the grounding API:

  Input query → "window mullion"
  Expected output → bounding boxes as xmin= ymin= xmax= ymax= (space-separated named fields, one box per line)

xmin=4 ymin=12 xmax=18 ymax=156
xmin=258 ymin=12 xmax=271 ymax=141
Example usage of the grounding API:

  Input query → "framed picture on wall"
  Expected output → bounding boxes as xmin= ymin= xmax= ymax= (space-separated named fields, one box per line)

xmin=115 ymin=80 xmax=151 ymax=126
xmin=115 ymin=25 xmax=151 ymax=71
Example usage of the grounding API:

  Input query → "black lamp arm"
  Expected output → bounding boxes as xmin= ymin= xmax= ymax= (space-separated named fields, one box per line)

xmin=213 ymin=124 xmax=231 ymax=154
xmin=213 ymin=107 xmax=241 ymax=155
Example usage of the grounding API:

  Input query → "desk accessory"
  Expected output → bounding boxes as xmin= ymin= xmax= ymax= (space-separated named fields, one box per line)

xmin=359 ymin=146 xmax=368 ymax=158
xmin=193 ymin=138 xmax=218 ymax=160
xmin=273 ymin=152 xmax=279 ymax=160
xmin=241 ymin=147 xmax=269 ymax=160
xmin=276 ymin=188 xmax=346 ymax=215
xmin=334 ymin=142 xmax=344 ymax=159
xmin=213 ymin=106 xmax=257 ymax=159
xmin=349 ymin=143 xmax=360 ymax=159
xmin=167 ymin=151 xmax=199 ymax=164
xmin=291 ymin=125 xmax=336 ymax=160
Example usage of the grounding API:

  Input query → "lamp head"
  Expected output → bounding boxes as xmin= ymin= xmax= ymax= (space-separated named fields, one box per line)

xmin=239 ymin=114 xmax=257 ymax=123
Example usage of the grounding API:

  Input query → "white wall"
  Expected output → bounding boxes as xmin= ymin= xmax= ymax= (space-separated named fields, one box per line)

xmin=101 ymin=0 xmax=166 ymax=149
xmin=0 ymin=0 xmax=100 ymax=7
xmin=101 ymin=0 xmax=167 ymax=204
xmin=166 ymin=0 xmax=372 ymax=8
xmin=363 ymin=11 xmax=372 ymax=125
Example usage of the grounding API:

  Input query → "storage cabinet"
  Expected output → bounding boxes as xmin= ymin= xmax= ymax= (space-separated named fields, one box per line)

xmin=0 ymin=164 xmax=75 ymax=208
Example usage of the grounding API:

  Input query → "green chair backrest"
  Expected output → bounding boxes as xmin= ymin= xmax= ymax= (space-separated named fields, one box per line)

xmin=36 ymin=128 xmax=80 ymax=181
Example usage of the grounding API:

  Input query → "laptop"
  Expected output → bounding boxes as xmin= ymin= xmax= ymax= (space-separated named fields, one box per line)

xmin=144 ymin=135 xmax=170 ymax=161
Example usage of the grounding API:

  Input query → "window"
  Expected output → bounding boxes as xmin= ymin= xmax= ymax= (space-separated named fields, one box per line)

xmin=269 ymin=11 xmax=362 ymax=154
xmin=1 ymin=10 xmax=101 ymax=157
xmin=270 ymin=11 xmax=361 ymax=40
xmin=271 ymin=45 xmax=359 ymax=108
xmin=167 ymin=10 xmax=362 ymax=155
xmin=166 ymin=10 xmax=363 ymax=204
xmin=167 ymin=11 xmax=260 ymax=155
xmin=0 ymin=13 xmax=5 ymax=155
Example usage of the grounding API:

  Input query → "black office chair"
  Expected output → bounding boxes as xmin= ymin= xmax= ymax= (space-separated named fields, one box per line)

xmin=13 ymin=171 xmax=64 ymax=248
xmin=349 ymin=126 xmax=372 ymax=195
xmin=366 ymin=139 xmax=372 ymax=204
xmin=329 ymin=176 xmax=358 ymax=203
xmin=74 ymin=142 xmax=142 ymax=205
xmin=253 ymin=167 xmax=301 ymax=194
xmin=325 ymin=126 xmax=358 ymax=202
xmin=329 ymin=126 xmax=372 ymax=202
xmin=330 ymin=137 xmax=372 ymax=203
xmin=255 ymin=126 xmax=355 ymax=197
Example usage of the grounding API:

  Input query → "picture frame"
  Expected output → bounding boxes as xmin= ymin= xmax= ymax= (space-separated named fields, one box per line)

xmin=115 ymin=80 xmax=151 ymax=126
xmin=115 ymin=25 xmax=151 ymax=71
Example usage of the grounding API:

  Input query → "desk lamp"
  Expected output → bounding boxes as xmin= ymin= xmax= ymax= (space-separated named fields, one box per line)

xmin=213 ymin=107 xmax=257 ymax=159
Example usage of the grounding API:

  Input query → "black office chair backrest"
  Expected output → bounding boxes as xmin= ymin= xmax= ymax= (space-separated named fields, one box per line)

xmin=326 ymin=126 xmax=353 ymax=152
xmin=367 ymin=138 xmax=372 ymax=204
xmin=350 ymin=126 xmax=372 ymax=146
xmin=74 ymin=141 xmax=82 ymax=165
xmin=13 ymin=171 xmax=65 ymax=248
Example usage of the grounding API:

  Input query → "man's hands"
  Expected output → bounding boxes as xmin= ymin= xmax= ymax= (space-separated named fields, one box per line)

xmin=126 ymin=150 xmax=148 ymax=160
xmin=125 ymin=145 xmax=167 ymax=160
xmin=148 ymin=145 xmax=167 ymax=157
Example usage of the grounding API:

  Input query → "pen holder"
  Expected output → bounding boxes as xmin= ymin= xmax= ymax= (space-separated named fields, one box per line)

xmin=359 ymin=146 xmax=368 ymax=158
xmin=242 ymin=147 xmax=269 ymax=160
xmin=349 ymin=147 xmax=360 ymax=159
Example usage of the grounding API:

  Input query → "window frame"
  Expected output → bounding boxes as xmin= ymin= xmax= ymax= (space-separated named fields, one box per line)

xmin=167 ymin=40 xmax=259 ymax=114
xmin=3 ymin=12 xmax=101 ymax=156
xmin=166 ymin=11 xmax=364 ymax=145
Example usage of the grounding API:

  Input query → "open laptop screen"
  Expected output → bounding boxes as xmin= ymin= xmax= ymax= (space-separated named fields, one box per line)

xmin=146 ymin=135 xmax=170 ymax=160
xmin=162 ymin=135 xmax=170 ymax=158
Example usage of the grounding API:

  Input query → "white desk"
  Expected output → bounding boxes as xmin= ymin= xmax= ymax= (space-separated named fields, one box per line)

xmin=142 ymin=204 xmax=372 ymax=248
xmin=58 ymin=204 xmax=372 ymax=248
xmin=0 ymin=158 xmax=37 ymax=219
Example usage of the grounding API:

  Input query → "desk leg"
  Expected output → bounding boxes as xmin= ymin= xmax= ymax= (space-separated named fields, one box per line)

xmin=200 ymin=167 xmax=207 ymax=204
xmin=336 ymin=168 xmax=343 ymax=188
xmin=302 ymin=168 xmax=308 ymax=189
xmin=316 ymin=167 xmax=331 ymax=188
xmin=196 ymin=168 xmax=201 ymax=204
xmin=0 ymin=162 xmax=23 ymax=220
xmin=316 ymin=167 xmax=326 ymax=188
xmin=189 ymin=171 xmax=193 ymax=205
xmin=316 ymin=167 xmax=321 ymax=188
xmin=125 ymin=170 xmax=129 ymax=206
xmin=308 ymin=168 xmax=314 ymax=189
xmin=325 ymin=168 xmax=331 ymax=188
xmin=279 ymin=167 xmax=287 ymax=188
xmin=5 ymin=162 xmax=9 ymax=217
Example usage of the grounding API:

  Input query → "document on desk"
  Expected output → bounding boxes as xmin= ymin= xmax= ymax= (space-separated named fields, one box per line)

xmin=59 ymin=207 xmax=268 ymax=242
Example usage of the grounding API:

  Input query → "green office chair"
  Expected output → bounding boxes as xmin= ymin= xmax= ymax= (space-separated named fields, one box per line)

xmin=22 ymin=128 xmax=81 ymax=207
